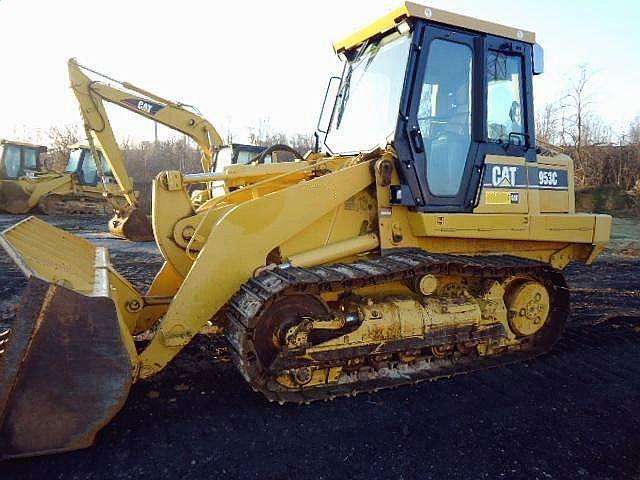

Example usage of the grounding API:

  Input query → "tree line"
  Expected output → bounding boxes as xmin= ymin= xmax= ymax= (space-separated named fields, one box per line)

xmin=39 ymin=122 xmax=315 ymax=183
xmin=536 ymin=64 xmax=640 ymax=191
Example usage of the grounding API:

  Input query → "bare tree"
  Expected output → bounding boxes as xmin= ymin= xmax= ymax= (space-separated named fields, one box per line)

xmin=536 ymin=103 xmax=558 ymax=144
xmin=565 ymin=65 xmax=595 ymax=158
xmin=628 ymin=116 xmax=640 ymax=145
xmin=247 ymin=116 xmax=315 ymax=158
xmin=43 ymin=124 xmax=81 ymax=171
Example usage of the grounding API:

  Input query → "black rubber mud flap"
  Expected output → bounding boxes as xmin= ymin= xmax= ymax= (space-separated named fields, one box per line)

xmin=0 ymin=277 xmax=134 ymax=460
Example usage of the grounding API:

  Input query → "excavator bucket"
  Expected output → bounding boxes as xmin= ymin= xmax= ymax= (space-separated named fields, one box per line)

xmin=108 ymin=207 xmax=154 ymax=242
xmin=0 ymin=217 xmax=137 ymax=459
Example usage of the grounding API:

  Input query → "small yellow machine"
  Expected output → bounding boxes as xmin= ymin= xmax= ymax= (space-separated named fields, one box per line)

xmin=0 ymin=139 xmax=129 ymax=216
xmin=0 ymin=3 xmax=611 ymax=459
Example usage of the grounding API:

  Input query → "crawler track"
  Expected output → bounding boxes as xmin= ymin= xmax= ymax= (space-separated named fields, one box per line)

xmin=226 ymin=250 xmax=569 ymax=404
xmin=38 ymin=194 xmax=111 ymax=216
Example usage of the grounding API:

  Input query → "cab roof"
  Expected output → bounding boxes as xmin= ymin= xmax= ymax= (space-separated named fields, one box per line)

xmin=334 ymin=2 xmax=535 ymax=54
xmin=0 ymin=139 xmax=47 ymax=151
xmin=68 ymin=143 xmax=103 ymax=152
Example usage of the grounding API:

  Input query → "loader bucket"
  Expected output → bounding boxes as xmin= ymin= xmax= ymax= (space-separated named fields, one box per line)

xmin=108 ymin=207 xmax=154 ymax=242
xmin=0 ymin=217 xmax=137 ymax=459
xmin=0 ymin=181 xmax=31 ymax=214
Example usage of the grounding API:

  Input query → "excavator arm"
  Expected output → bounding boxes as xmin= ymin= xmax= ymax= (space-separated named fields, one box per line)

xmin=68 ymin=58 xmax=223 ymax=175
xmin=68 ymin=58 xmax=224 ymax=240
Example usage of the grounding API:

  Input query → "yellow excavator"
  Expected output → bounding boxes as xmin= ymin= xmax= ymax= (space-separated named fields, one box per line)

xmin=0 ymin=139 xmax=130 ymax=216
xmin=68 ymin=59 xmax=225 ymax=234
xmin=0 ymin=2 xmax=611 ymax=459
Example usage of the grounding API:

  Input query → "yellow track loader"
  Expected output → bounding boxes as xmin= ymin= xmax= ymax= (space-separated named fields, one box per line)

xmin=0 ymin=3 xmax=611 ymax=459
xmin=0 ymin=139 xmax=130 ymax=216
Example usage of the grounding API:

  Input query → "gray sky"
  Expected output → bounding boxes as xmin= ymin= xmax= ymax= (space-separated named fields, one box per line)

xmin=1 ymin=0 xmax=638 ymax=144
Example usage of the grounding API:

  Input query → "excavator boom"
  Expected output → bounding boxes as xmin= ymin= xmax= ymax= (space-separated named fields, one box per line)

xmin=68 ymin=59 xmax=225 ymax=240
xmin=68 ymin=59 xmax=223 ymax=176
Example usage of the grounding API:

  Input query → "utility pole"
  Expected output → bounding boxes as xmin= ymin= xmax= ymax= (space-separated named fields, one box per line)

xmin=619 ymin=134 xmax=626 ymax=188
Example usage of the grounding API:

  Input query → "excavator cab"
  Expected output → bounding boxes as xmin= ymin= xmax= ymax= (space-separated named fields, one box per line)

xmin=192 ymin=143 xmax=273 ymax=203
xmin=212 ymin=143 xmax=268 ymax=171
xmin=0 ymin=140 xmax=46 ymax=180
xmin=63 ymin=145 xmax=115 ymax=187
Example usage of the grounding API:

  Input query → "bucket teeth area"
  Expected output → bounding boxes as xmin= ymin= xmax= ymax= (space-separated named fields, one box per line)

xmin=0 ymin=278 xmax=134 ymax=459
xmin=0 ymin=217 xmax=138 ymax=459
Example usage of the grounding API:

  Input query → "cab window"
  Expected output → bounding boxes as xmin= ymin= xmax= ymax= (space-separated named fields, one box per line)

xmin=3 ymin=145 xmax=22 ymax=179
xmin=236 ymin=150 xmax=256 ymax=165
xmin=23 ymin=148 xmax=39 ymax=171
xmin=418 ymin=39 xmax=473 ymax=197
xmin=81 ymin=151 xmax=99 ymax=185
xmin=213 ymin=147 xmax=233 ymax=173
xmin=65 ymin=149 xmax=82 ymax=174
xmin=487 ymin=51 xmax=524 ymax=143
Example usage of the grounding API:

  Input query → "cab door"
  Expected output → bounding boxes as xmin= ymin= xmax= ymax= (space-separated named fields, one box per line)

xmin=77 ymin=150 xmax=100 ymax=186
xmin=394 ymin=22 xmax=536 ymax=212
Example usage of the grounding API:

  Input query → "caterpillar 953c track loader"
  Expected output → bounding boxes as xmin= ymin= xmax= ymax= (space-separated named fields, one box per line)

xmin=0 ymin=2 xmax=611 ymax=459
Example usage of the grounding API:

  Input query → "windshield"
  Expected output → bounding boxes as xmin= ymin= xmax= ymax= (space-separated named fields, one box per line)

xmin=213 ymin=147 xmax=233 ymax=173
xmin=325 ymin=30 xmax=412 ymax=154
xmin=2 ymin=145 xmax=22 ymax=179
xmin=65 ymin=149 xmax=82 ymax=173
xmin=23 ymin=148 xmax=39 ymax=171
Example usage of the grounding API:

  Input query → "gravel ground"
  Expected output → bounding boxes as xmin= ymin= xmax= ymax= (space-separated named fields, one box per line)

xmin=1 ymin=214 xmax=639 ymax=480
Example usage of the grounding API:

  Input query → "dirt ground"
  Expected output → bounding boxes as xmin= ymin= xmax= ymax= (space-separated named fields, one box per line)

xmin=1 ymin=214 xmax=640 ymax=480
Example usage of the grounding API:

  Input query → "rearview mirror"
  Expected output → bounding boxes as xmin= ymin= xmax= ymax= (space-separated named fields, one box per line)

xmin=533 ymin=43 xmax=544 ymax=75
xmin=316 ymin=76 xmax=341 ymax=134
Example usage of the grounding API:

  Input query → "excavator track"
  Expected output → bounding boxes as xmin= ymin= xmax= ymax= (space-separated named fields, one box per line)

xmin=38 ymin=194 xmax=111 ymax=216
xmin=225 ymin=250 xmax=569 ymax=404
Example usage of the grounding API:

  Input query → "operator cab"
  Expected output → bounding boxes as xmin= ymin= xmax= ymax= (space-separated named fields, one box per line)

xmin=320 ymin=2 xmax=545 ymax=213
xmin=212 ymin=143 xmax=271 ymax=173
xmin=65 ymin=145 xmax=115 ymax=186
xmin=0 ymin=140 xmax=46 ymax=180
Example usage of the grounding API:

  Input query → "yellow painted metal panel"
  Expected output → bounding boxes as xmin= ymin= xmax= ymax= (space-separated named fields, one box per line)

xmin=528 ymin=214 xmax=596 ymax=243
xmin=404 ymin=2 xmax=535 ymax=43
xmin=409 ymin=212 xmax=601 ymax=244
xmin=593 ymin=214 xmax=613 ymax=244
xmin=0 ymin=216 xmax=97 ymax=293
xmin=409 ymin=213 xmax=530 ymax=240
xmin=334 ymin=2 xmax=535 ymax=53
xmin=539 ymin=190 xmax=569 ymax=213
